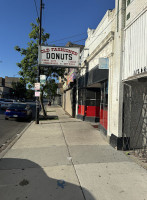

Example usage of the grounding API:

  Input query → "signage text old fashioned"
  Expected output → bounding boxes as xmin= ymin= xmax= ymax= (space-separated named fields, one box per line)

xmin=39 ymin=46 xmax=80 ymax=68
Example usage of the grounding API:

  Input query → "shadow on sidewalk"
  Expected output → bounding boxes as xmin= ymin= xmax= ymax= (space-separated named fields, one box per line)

xmin=0 ymin=158 xmax=96 ymax=200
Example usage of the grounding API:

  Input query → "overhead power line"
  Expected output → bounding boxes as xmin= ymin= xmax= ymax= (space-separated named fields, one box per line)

xmin=49 ymin=32 xmax=87 ymax=44
xmin=33 ymin=0 xmax=39 ymax=18
xmin=49 ymin=37 xmax=87 ymax=46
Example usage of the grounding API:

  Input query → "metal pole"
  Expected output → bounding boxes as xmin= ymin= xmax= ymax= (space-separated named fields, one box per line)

xmin=36 ymin=0 xmax=42 ymax=124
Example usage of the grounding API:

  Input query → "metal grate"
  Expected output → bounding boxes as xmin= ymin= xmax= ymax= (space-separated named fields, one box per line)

xmin=123 ymin=82 xmax=147 ymax=162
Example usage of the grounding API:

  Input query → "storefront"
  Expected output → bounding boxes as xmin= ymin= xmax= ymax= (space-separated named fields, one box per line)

xmin=77 ymin=66 xmax=108 ymax=123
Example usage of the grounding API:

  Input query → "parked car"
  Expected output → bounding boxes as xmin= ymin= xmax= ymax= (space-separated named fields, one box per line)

xmin=5 ymin=103 xmax=32 ymax=120
xmin=0 ymin=98 xmax=6 ymax=107
xmin=18 ymin=98 xmax=26 ymax=102
xmin=1 ymin=99 xmax=16 ymax=110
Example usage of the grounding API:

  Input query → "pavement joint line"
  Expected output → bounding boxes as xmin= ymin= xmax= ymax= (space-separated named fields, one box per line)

xmin=58 ymin=116 xmax=87 ymax=200
xmin=0 ymin=120 xmax=34 ymax=160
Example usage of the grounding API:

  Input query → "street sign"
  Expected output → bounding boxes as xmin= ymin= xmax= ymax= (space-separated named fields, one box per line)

xmin=99 ymin=58 xmax=109 ymax=69
xmin=35 ymin=83 xmax=40 ymax=90
xmin=35 ymin=91 xmax=40 ymax=97
xmin=40 ymin=75 xmax=46 ymax=85
xmin=39 ymin=46 xmax=80 ymax=68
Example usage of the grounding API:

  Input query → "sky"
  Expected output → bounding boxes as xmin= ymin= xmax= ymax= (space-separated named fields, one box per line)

xmin=0 ymin=0 xmax=115 ymax=78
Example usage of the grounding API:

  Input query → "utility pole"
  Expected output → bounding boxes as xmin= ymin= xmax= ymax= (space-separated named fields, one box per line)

xmin=36 ymin=0 xmax=42 ymax=124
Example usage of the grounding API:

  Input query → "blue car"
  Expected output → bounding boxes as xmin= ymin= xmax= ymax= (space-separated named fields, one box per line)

xmin=5 ymin=103 xmax=32 ymax=121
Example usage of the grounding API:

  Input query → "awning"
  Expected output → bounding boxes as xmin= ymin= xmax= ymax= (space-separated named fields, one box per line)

xmin=78 ymin=66 xmax=108 ymax=88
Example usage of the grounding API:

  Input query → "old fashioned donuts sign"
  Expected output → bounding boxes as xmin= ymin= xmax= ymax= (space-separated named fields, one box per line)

xmin=39 ymin=46 xmax=80 ymax=68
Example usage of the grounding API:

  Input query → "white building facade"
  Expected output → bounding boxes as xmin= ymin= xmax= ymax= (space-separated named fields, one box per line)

xmin=108 ymin=0 xmax=147 ymax=149
xmin=77 ymin=9 xmax=115 ymax=128
xmin=122 ymin=0 xmax=147 ymax=150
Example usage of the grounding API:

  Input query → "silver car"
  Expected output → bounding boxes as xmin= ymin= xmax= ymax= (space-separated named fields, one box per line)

xmin=0 ymin=98 xmax=6 ymax=108
xmin=1 ymin=99 xmax=16 ymax=110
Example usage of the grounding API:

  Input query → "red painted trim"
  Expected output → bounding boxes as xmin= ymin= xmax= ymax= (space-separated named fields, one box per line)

xmin=86 ymin=106 xmax=100 ymax=117
xmin=78 ymin=105 xmax=85 ymax=116
xmin=78 ymin=105 xmax=81 ymax=115
xmin=81 ymin=105 xmax=85 ymax=116
xmin=100 ymin=109 xmax=108 ymax=130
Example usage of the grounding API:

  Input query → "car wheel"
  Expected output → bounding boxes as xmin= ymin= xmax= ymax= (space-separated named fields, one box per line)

xmin=5 ymin=117 xmax=8 ymax=120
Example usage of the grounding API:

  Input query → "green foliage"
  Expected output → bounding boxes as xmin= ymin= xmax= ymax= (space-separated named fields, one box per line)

xmin=15 ymin=18 xmax=65 ymax=117
xmin=43 ymin=79 xmax=58 ymax=99
xmin=11 ymin=81 xmax=26 ymax=99
xmin=25 ymin=89 xmax=34 ymax=100
xmin=15 ymin=18 xmax=65 ymax=89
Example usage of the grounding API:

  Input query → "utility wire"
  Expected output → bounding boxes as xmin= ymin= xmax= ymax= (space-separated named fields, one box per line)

xmin=49 ymin=38 xmax=86 ymax=46
xmin=86 ymin=7 xmax=124 ymax=49
xmin=48 ymin=7 xmax=123 ymax=47
xmin=49 ymin=32 xmax=87 ymax=44
xmin=33 ymin=0 xmax=39 ymax=18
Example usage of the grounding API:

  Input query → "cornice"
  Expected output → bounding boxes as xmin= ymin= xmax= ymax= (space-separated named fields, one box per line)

xmin=81 ymin=31 xmax=114 ymax=68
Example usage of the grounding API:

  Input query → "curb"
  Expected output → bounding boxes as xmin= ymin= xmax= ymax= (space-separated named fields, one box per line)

xmin=0 ymin=120 xmax=34 ymax=160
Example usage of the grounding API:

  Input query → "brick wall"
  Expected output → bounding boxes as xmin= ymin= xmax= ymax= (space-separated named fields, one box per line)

xmin=5 ymin=76 xmax=19 ymax=88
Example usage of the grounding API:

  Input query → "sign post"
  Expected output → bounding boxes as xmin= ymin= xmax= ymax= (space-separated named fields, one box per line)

xmin=35 ymin=0 xmax=42 ymax=124
xmin=35 ymin=82 xmax=40 ymax=124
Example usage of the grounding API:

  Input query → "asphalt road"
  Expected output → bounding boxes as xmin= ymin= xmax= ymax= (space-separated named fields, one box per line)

xmin=0 ymin=102 xmax=36 ymax=149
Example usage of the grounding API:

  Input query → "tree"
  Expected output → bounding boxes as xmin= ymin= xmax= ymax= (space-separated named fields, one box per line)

xmin=44 ymin=79 xmax=58 ymax=102
xmin=11 ymin=80 xmax=26 ymax=100
xmin=26 ymin=89 xmax=34 ymax=100
xmin=15 ymin=19 xmax=65 ymax=117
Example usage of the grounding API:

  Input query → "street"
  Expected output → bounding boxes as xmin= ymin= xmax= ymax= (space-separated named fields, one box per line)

xmin=0 ymin=102 xmax=36 ymax=150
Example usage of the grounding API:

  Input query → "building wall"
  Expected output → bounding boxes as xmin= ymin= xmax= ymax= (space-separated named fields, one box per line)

xmin=123 ymin=8 xmax=147 ymax=80
xmin=5 ymin=76 xmax=19 ymax=88
xmin=126 ymin=0 xmax=147 ymax=26
xmin=81 ymin=9 xmax=115 ymax=74
xmin=0 ymin=77 xmax=4 ymax=87
xmin=78 ymin=9 xmax=115 ymax=126
xmin=65 ymin=89 xmax=73 ymax=116
xmin=0 ymin=87 xmax=10 ymax=98
xmin=108 ymin=0 xmax=126 ymax=138
xmin=62 ymin=92 xmax=65 ymax=110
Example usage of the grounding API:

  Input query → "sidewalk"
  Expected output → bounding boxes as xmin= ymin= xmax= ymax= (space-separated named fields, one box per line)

xmin=0 ymin=105 xmax=147 ymax=200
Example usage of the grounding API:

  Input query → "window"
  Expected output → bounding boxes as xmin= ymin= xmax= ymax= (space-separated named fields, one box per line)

xmin=127 ymin=12 xmax=130 ymax=20
xmin=127 ymin=0 xmax=131 ymax=6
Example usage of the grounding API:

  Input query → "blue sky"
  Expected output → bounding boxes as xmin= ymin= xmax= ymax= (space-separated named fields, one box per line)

xmin=0 ymin=0 xmax=115 ymax=78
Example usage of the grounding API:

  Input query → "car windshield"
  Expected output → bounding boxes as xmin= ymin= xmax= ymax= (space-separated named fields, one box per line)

xmin=8 ymin=104 xmax=27 ymax=109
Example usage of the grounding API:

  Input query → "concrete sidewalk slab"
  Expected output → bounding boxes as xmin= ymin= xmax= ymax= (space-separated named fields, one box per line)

xmin=62 ymin=128 xmax=108 ymax=146
xmin=11 ymin=135 xmax=66 ymax=149
xmin=0 ymin=160 xmax=91 ymax=200
xmin=75 ymin=162 xmax=147 ymax=200
xmin=69 ymin=145 xmax=131 ymax=165
xmin=0 ymin=106 xmax=147 ymax=200
xmin=2 ymin=146 xmax=72 ymax=168
xmin=11 ymin=122 xmax=65 ymax=149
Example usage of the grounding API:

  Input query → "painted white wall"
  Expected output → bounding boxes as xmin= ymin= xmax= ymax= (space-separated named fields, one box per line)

xmin=123 ymin=8 xmax=147 ymax=80
xmin=126 ymin=0 xmax=147 ymax=26
xmin=108 ymin=0 xmax=147 ymax=138
xmin=80 ymin=9 xmax=115 ymax=73
xmin=107 ymin=0 xmax=126 ymax=137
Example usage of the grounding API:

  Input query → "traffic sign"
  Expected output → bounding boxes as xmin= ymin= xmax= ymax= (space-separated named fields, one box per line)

xmin=35 ymin=83 xmax=40 ymax=90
